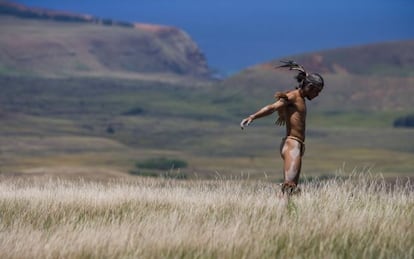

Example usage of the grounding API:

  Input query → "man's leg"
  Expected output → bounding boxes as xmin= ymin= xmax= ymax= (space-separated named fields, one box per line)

xmin=280 ymin=138 xmax=303 ymax=194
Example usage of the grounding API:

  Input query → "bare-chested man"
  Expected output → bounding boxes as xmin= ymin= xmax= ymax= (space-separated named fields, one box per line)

xmin=240 ymin=60 xmax=324 ymax=195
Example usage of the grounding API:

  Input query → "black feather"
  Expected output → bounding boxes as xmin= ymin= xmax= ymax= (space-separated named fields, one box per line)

xmin=275 ymin=60 xmax=306 ymax=74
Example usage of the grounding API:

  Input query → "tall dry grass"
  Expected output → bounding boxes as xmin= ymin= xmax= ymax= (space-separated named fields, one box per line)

xmin=0 ymin=173 xmax=412 ymax=258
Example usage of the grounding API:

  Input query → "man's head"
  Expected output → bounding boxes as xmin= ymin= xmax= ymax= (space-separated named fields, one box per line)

xmin=301 ymin=73 xmax=324 ymax=100
xmin=305 ymin=73 xmax=324 ymax=89
xmin=276 ymin=60 xmax=325 ymax=99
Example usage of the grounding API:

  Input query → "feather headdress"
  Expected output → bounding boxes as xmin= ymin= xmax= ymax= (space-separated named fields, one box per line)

xmin=275 ymin=60 xmax=324 ymax=89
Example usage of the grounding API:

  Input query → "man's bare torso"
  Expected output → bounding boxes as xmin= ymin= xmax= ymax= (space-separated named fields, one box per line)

xmin=282 ymin=90 xmax=307 ymax=141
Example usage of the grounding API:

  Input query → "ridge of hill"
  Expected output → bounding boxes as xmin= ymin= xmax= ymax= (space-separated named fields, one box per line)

xmin=0 ymin=1 xmax=210 ymax=78
xmin=0 ymin=1 xmax=134 ymax=27
xmin=269 ymin=40 xmax=414 ymax=77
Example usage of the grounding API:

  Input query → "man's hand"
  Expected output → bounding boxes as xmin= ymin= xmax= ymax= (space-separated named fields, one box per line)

xmin=240 ymin=116 xmax=254 ymax=130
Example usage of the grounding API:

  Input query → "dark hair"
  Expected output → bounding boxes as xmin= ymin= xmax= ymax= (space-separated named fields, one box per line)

xmin=304 ymin=73 xmax=324 ymax=89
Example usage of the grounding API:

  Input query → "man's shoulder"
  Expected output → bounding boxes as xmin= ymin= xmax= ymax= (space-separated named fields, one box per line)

xmin=286 ymin=89 xmax=301 ymax=100
xmin=275 ymin=89 xmax=302 ymax=104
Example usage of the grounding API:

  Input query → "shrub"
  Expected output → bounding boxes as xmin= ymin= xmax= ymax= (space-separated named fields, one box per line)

xmin=106 ymin=125 xmax=115 ymax=134
xmin=393 ymin=114 xmax=414 ymax=128
xmin=130 ymin=157 xmax=188 ymax=179
xmin=121 ymin=107 xmax=145 ymax=116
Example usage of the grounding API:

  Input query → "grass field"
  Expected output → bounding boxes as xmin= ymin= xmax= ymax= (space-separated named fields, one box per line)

xmin=0 ymin=173 xmax=412 ymax=258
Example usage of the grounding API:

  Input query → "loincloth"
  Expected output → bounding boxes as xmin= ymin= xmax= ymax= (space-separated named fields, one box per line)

xmin=280 ymin=136 xmax=305 ymax=157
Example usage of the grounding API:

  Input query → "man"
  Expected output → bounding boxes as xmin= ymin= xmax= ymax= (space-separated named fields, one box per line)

xmin=240 ymin=60 xmax=324 ymax=195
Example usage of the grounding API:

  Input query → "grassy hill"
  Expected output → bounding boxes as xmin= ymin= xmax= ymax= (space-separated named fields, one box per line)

xmin=279 ymin=40 xmax=414 ymax=76
xmin=0 ymin=4 xmax=210 ymax=78
xmin=1 ymin=74 xmax=414 ymax=180
xmin=0 ymin=4 xmax=413 ymax=180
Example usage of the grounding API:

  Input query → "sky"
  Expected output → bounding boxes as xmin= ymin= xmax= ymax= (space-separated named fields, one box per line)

xmin=13 ymin=0 xmax=414 ymax=75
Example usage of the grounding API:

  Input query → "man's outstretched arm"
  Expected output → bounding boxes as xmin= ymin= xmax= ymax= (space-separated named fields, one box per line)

xmin=240 ymin=100 xmax=286 ymax=129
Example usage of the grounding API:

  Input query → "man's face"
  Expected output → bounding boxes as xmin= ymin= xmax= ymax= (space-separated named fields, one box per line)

xmin=304 ymin=84 xmax=322 ymax=100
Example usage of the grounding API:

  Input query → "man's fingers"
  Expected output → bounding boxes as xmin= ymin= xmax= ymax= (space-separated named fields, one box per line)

xmin=240 ymin=120 xmax=246 ymax=129
xmin=240 ymin=119 xmax=251 ymax=130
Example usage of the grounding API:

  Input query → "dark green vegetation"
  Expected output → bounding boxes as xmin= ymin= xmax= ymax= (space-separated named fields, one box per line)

xmin=0 ymin=9 xmax=413 ymax=180
xmin=130 ymin=157 xmax=188 ymax=178
xmin=394 ymin=114 xmax=414 ymax=128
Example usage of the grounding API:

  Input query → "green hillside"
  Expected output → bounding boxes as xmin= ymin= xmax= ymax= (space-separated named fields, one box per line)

xmin=1 ymin=74 xmax=414 ymax=180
